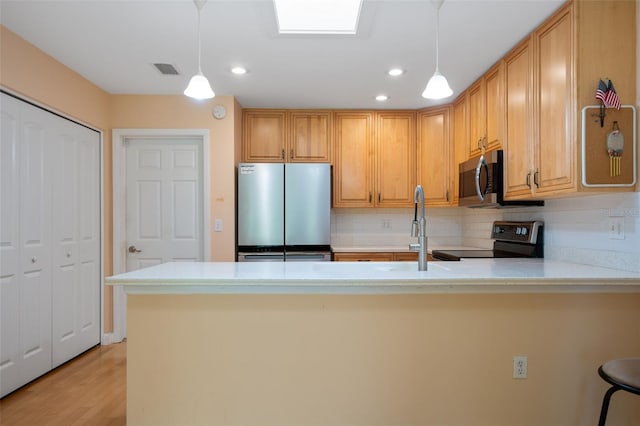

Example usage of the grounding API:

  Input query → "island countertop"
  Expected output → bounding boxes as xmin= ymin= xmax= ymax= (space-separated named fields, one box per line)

xmin=105 ymin=259 xmax=640 ymax=294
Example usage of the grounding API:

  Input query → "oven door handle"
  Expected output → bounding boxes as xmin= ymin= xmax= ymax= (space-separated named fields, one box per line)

xmin=475 ymin=155 xmax=489 ymax=201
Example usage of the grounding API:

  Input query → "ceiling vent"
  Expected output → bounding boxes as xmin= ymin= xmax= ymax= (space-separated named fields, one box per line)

xmin=153 ymin=63 xmax=180 ymax=75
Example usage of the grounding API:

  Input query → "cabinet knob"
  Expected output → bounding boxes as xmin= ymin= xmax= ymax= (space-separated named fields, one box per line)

xmin=290 ymin=148 xmax=294 ymax=159
xmin=526 ymin=171 xmax=532 ymax=189
xmin=66 ymin=252 xmax=71 ymax=258
xmin=378 ymin=193 xmax=381 ymax=203
xmin=368 ymin=192 xmax=372 ymax=203
xmin=534 ymin=169 xmax=540 ymax=188
xmin=281 ymin=149 xmax=285 ymax=159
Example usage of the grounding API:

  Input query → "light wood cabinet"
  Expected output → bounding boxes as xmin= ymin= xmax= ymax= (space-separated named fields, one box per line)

xmin=242 ymin=109 xmax=331 ymax=163
xmin=467 ymin=62 xmax=504 ymax=159
xmin=504 ymin=13 xmax=575 ymax=200
xmin=333 ymin=252 xmax=420 ymax=262
xmin=333 ymin=111 xmax=374 ymax=207
xmin=289 ymin=111 xmax=332 ymax=162
xmin=375 ymin=111 xmax=417 ymax=207
xmin=452 ymin=95 xmax=467 ymax=204
xmin=333 ymin=111 xmax=416 ymax=208
xmin=504 ymin=1 xmax=635 ymax=199
xmin=417 ymin=106 xmax=453 ymax=206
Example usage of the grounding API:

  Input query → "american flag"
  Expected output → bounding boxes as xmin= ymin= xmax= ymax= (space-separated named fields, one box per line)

xmin=595 ymin=79 xmax=607 ymax=104
xmin=604 ymin=80 xmax=621 ymax=110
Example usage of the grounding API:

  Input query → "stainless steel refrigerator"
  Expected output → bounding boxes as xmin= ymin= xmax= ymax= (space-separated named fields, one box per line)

xmin=236 ymin=163 xmax=331 ymax=262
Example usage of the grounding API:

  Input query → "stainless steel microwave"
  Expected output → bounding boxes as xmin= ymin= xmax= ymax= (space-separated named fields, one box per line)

xmin=458 ymin=150 xmax=543 ymax=208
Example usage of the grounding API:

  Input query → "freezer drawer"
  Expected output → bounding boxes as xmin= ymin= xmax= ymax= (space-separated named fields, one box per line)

xmin=237 ymin=252 xmax=285 ymax=262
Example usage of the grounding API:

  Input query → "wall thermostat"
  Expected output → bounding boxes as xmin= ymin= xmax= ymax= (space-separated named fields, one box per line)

xmin=212 ymin=105 xmax=226 ymax=119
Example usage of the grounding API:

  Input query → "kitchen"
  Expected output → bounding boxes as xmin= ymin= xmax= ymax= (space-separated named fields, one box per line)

xmin=1 ymin=0 xmax=640 ymax=424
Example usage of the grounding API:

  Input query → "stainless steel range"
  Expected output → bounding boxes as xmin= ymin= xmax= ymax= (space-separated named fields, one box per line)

xmin=431 ymin=221 xmax=543 ymax=261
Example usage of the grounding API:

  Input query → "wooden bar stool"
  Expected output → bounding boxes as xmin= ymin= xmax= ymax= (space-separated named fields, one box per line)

xmin=597 ymin=358 xmax=640 ymax=426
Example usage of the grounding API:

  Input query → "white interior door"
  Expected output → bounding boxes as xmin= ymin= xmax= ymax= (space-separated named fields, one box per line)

xmin=0 ymin=95 xmax=53 ymax=397
xmin=50 ymin=119 xmax=101 ymax=368
xmin=125 ymin=138 xmax=203 ymax=271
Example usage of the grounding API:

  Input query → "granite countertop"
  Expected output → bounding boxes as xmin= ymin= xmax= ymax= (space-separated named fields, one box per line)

xmin=106 ymin=259 xmax=640 ymax=295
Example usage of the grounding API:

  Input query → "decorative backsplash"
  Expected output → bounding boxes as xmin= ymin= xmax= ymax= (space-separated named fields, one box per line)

xmin=331 ymin=192 xmax=640 ymax=272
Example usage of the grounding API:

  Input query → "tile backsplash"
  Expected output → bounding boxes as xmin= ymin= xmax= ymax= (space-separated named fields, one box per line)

xmin=331 ymin=192 xmax=640 ymax=272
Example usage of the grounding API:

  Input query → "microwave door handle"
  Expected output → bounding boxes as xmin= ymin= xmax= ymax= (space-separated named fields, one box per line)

xmin=475 ymin=155 xmax=488 ymax=201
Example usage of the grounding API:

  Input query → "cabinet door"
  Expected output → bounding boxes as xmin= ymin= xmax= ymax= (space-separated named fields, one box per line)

xmin=333 ymin=252 xmax=394 ymax=262
xmin=418 ymin=107 xmax=452 ymax=206
xmin=504 ymin=38 xmax=534 ymax=199
xmin=289 ymin=111 xmax=331 ymax=163
xmin=452 ymin=95 xmax=468 ymax=204
xmin=375 ymin=111 xmax=416 ymax=207
xmin=393 ymin=252 xmax=418 ymax=261
xmin=535 ymin=6 xmax=575 ymax=195
xmin=484 ymin=62 xmax=504 ymax=152
xmin=333 ymin=111 xmax=374 ymax=207
xmin=242 ymin=110 xmax=287 ymax=162
xmin=467 ymin=80 xmax=485 ymax=158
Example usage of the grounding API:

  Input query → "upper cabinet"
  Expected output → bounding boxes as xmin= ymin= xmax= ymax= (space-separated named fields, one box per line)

xmin=242 ymin=109 xmax=287 ymax=162
xmin=466 ymin=61 xmax=504 ymax=159
xmin=333 ymin=111 xmax=374 ymax=207
xmin=504 ymin=0 xmax=635 ymax=200
xmin=289 ymin=111 xmax=332 ymax=162
xmin=242 ymin=109 xmax=331 ymax=163
xmin=418 ymin=106 xmax=453 ymax=206
xmin=333 ymin=111 xmax=416 ymax=208
xmin=375 ymin=111 xmax=417 ymax=207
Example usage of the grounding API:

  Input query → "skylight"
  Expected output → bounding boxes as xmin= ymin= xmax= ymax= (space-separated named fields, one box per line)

xmin=273 ymin=0 xmax=363 ymax=34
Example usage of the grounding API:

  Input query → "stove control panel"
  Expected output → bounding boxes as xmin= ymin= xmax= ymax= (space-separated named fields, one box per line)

xmin=491 ymin=221 xmax=543 ymax=244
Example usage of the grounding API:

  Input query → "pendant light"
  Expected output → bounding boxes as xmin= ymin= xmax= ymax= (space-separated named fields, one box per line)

xmin=422 ymin=0 xmax=452 ymax=100
xmin=184 ymin=0 xmax=215 ymax=99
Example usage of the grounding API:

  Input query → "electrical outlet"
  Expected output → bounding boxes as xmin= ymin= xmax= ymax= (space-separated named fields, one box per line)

xmin=214 ymin=219 xmax=223 ymax=232
xmin=381 ymin=219 xmax=392 ymax=229
xmin=608 ymin=217 xmax=624 ymax=240
xmin=513 ymin=356 xmax=527 ymax=379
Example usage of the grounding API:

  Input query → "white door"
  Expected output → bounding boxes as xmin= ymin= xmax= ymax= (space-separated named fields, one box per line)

xmin=125 ymin=138 xmax=203 ymax=271
xmin=0 ymin=95 xmax=53 ymax=397
xmin=50 ymin=119 xmax=101 ymax=367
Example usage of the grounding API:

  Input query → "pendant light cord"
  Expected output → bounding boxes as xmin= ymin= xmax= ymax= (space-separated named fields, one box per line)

xmin=196 ymin=3 xmax=203 ymax=74
xmin=434 ymin=3 xmax=440 ymax=73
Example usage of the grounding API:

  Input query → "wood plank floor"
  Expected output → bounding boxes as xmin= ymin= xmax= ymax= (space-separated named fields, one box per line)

xmin=0 ymin=342 xmax=126 ymax=426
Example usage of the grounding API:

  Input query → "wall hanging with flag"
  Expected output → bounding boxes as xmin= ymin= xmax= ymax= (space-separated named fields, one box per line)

xmin=595 ymin=78 xmax=622 ymax=127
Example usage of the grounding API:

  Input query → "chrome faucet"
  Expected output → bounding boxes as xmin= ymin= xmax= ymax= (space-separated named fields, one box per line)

xmin=409 ymin=185 xmax=427 ymax=271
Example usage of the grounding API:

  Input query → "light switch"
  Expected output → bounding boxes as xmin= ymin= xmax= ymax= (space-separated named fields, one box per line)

xmin=214 ymin=219 xmax=223 ymax=232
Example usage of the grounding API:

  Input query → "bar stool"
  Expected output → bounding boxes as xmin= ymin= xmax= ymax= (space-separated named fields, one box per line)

xmin=597 ymin=358 xmax=640 ymax=426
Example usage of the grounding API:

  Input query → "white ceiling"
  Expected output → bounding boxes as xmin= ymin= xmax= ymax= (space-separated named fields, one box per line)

xmin=0 ymin=0 xmax=565 ymax=109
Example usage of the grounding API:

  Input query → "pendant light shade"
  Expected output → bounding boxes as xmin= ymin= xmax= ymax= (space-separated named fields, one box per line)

xmin=422 ymin=70 xmax=452 ymax=100
xmin=422 ymin=0 xmax=452 ymax=100
xmin=184 ymin=0 xmax=215 ymax=100
xmin=184 ymin=73 xmax=215 ymax=99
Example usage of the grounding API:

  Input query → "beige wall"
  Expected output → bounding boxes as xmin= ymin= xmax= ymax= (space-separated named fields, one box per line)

xmin=128 ymin=292 xmax=640 ymax=425
xmin=110 ymin=94 xmax=238 ymax=262
xmin=0 ymin=26 xmax=241 ymax=333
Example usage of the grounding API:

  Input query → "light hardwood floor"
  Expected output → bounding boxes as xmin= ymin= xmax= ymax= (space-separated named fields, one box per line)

xmin=0 ymin=342 xmax=126 ymax=425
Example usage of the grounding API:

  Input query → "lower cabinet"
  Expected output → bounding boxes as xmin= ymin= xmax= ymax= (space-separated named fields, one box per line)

xmin=0 ymin=93 xmax=101 ymax=398
xmin=333 ymin=252 xmax=420 ymax=262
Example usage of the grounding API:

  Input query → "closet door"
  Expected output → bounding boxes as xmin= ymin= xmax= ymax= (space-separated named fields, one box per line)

xmin=51 ymin=120 xmax=101 ymax=367
xmin=0 ymin=94 xmax=53 ymax=397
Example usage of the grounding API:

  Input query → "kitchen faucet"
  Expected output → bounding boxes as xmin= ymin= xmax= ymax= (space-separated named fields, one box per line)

xmin=409 ymin=185 xmax=427 ymax=271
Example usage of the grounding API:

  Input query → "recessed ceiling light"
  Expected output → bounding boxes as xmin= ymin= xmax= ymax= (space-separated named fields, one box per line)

xmin=231 ymin=67 xmax=247 ymax=75
xmin=376 ymin=95 xmax=388 ymax=101
xmin=388 ymin=68 xmax=404 ymax=76
xmin=273 ymin=0 xmax=363 ymax=34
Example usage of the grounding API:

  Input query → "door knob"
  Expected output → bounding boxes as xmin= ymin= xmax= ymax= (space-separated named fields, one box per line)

xmin=128 ymin=245 xmax=142 ymax=253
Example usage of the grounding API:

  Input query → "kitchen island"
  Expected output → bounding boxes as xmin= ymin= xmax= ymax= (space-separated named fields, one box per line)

xmin=107 ymin=260 xmax=640 ymax=426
